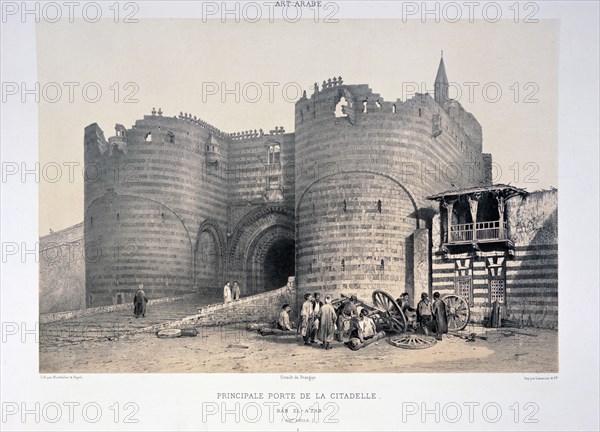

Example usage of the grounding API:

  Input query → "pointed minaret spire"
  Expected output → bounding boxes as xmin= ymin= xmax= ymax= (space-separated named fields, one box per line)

xmin=434 ymin=52 xmax=449 ymax=106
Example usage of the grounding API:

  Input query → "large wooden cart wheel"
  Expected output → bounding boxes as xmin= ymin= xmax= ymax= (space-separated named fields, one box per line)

xmin=443 ymin=294 xmax=470 ymax=331
xmin=388 ymin=334 xmax=437 ymax=349
xmin=372 ymin=290 xmax=407 ymax=334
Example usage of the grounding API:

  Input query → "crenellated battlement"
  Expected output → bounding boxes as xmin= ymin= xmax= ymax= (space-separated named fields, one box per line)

xmin=135 ymin=108 xmax=231 ymax=139
xmin=229 ymin=129 xmax=262 ymax=141
xmin=295 ymin=80 xmax=482 ymax=150
xmin=173 ymin=110 xmax=229 ymax=139
xmin=319 ymin=76 xmax=344 ymax=91
xmin=229 ymin=126 xmax=286 ymax=141
xmin=143 ymin=108 xmax=290 ymax=143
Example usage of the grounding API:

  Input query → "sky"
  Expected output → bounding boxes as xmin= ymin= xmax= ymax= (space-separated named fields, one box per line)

xmin=37 ymin=18 xmax=558 ymax=233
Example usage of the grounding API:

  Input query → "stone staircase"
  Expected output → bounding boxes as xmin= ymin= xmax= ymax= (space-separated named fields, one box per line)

xmin=40 ymin=291 xmax=223 ymax=347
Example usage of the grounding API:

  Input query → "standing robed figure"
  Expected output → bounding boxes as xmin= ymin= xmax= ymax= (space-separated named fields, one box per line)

xmin=431 ymin=291 xmax=448 ymax=340
xmin=317 ymin=295 xmax=336 ymax=349
xmin=133 ymin=284 xmax=148 ymax=318
xmin=299 ymin=293 xmax=314 ymax=345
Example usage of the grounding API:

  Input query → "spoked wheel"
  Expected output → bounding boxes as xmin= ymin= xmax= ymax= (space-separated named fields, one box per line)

xmin=372 ymin=290 xmax=407 ymax=334
xmin=388 ymin=334 xmax=437 ymax=349
xmin=381 ymin=315 xmax=407 ymax=334
xmin=443 ymin=294 xmax=470 ymax=331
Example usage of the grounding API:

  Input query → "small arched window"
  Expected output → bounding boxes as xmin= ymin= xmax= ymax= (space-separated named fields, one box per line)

xmin=380 ymin=259 xmax=385 ymax=271
xmin=341 ymin=259 xmax=345 ymax=271
xmin=418 ymin=108 xmax=422 ymax=117
xmin=377 ymin=199 xmax=382 ymax=213
xmin=273 ymin=145 xmax=280 ymax=164
xmin=116 ymin=212 xmax=120 ymax=222
xmin=267 ymin=144 xmax=281 ymax=165
xmin=342 ymin=199 xmax=347 ymax=213
xmin=335 ymin=96 xmax=348 ymax=117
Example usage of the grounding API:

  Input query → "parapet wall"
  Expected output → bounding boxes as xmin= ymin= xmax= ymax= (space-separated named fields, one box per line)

xmin=193 ymin=283 xmax=296 ymax=327
xmin=153 ymin=278 xmax=298 ymax=329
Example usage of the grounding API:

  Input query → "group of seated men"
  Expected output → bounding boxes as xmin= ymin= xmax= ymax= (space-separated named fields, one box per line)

xmin=275 ymin=290 xmax=449 ymax=347
xmin=276 ymin=293 xmax=379 ymax=349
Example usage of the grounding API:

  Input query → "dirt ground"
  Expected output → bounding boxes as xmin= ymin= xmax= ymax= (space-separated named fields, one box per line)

xmin=40 ymin=324 xmax=558 ymax=373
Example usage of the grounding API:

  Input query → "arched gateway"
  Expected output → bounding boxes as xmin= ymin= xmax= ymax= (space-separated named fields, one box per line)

xmin=227 ymin=205 xmax=295 ymax=295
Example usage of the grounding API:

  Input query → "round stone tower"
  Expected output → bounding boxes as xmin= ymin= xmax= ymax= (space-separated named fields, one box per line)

xmin=294 ymin=68 xmax=487 ymax=301
xmin=83 ymin=111 xmax=228 ymax=307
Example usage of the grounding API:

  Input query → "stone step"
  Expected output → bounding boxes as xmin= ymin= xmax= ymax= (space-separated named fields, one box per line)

xmin=40 ymin=293 xmax=225 ymax=345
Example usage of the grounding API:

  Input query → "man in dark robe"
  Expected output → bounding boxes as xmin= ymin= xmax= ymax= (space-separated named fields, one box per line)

xmin=431 ymin=291 xmax=448 ymax=340
xmin=133 ymin=284 xmax=148 ymax=318
xmin=336 ymin=295 xmax=358 ymax=342
xmin=317 ymin=295 xmax=337 ymax=349
xmin=232 ymin=281 xmax=241 ymax=301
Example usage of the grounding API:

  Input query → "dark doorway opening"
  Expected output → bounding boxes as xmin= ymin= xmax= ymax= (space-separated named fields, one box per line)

xmin=263 ymin=238 xmax=295 ymax=291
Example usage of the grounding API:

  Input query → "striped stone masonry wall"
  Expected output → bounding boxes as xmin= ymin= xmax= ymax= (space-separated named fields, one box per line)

xmin=431 ymin=254 xmax=491 ymax=323
xmin=505 ymin=244 xmax=558 ymax=328
xmin=505 ymin=190 xmax=558 ymax=328
xmin=84 ymin=117 xmax=229 ymax=307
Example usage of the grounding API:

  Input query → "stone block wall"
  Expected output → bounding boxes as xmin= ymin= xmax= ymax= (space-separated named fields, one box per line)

xmin=227 ymin=130 xmax=295 ymax=224
xmin=505 ymin=190 xmax=558 ymax=328
xmin=296 ymin=171 xmax=418 ymax=300
xmin=39 ymin=223 xmax=86 ymax=313
xmin=410 ymin=228 xmax=431 ymax=306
